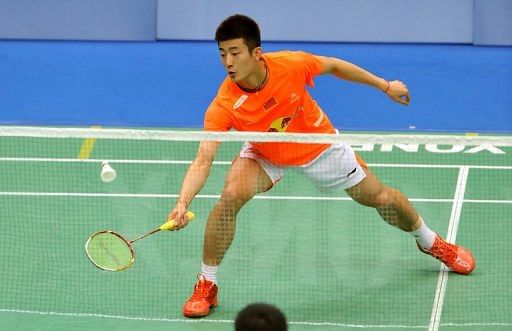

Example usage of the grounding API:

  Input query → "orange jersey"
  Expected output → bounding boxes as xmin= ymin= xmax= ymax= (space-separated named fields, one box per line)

xmin=204 ymin=51 xmax=336 ymax=166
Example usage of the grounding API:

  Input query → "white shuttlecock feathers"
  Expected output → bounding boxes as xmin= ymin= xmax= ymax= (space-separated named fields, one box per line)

xmin=100 ymin=161 xmax=117 ymax=183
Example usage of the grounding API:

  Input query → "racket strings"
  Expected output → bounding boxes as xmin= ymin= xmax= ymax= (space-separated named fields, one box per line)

xmin=86 ymin=232 xmax=134 ymax=271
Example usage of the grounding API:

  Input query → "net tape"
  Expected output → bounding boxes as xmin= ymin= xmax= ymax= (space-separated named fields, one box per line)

xmin=1 ymin=126 xmax=511 ymax=145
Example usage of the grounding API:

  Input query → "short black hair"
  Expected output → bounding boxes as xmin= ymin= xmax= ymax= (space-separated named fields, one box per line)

xmin=235 ymin=303 xmax=287 ymax=331
xmin=215 ymin=14 xmax=261 ymax=52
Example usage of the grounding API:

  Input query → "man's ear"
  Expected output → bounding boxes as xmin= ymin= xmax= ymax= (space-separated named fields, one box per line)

xmin=253 ymin=47 xmax=263 ymax=61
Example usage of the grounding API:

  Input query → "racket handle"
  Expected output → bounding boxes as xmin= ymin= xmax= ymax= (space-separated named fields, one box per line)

xmin=159 ymin=211 xmax=195 ymax=231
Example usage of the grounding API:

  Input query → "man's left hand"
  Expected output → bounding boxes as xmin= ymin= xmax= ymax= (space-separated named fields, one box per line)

xmin=386 ymin=80 xmax=410 ymax=106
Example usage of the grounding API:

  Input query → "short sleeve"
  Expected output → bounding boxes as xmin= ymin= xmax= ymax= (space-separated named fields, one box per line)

xmin=293 ymin=51 xmax=324 ymax=87
xmin=204 ymin=99 xmax=232 ymax=132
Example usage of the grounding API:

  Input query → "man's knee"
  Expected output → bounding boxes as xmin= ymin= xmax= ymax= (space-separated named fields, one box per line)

xmin=353 ymin=186 xmax=396 ymax=208
xmin=220 ymin=184 xmax=254 ymax=207
xmin=377 ymin=187 xmax=398 ymax=206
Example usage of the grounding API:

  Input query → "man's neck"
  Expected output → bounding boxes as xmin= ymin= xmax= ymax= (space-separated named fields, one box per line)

xmin=238 ymin=60 xmax=268 ymax=93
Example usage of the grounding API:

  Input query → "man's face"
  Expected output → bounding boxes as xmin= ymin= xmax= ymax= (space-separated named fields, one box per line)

xmin=218 ymin=38 xmax=260 ymax=83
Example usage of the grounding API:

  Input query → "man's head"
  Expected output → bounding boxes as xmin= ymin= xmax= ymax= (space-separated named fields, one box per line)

xmin=215 ymin=15 xmax=265 ymax=87
xmin=215 ymin=14 xmax=261 ymax=52
xmin=235 ymin=303 xmax=287 ymax=331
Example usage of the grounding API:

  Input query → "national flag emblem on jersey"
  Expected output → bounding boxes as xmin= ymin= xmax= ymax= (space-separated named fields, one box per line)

xmin=263 ymin=97 xmax=278 ymax=111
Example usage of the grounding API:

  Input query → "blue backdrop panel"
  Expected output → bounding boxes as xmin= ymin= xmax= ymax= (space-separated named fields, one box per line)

xmin=0 ymin=41 xmax=511 ymax=133
xmin=157 ymin=0 xmax=473 ymax=43
xmin=0 ymin=0 xmax=156 ymax=41
xmin=474 ymin=0 xmax=512 ymax=46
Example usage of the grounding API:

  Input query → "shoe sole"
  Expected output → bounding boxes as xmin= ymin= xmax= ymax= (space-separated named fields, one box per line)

xmin=183 ymin=298 xmax=218 ymax=318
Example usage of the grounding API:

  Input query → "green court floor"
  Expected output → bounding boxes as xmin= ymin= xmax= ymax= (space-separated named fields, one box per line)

xmin=0 ymin=134 xmax=511 ymax=331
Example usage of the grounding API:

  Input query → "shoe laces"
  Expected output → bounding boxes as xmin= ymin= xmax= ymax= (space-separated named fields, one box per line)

xmin=190 ymin=274 xmax=212 ymax=300
xmin=428 ymin=239 xmax=456 ymax=264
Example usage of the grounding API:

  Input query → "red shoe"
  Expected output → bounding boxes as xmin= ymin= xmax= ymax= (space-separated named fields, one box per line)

xmin=418 ymin=235 xmax=475 ymax=275
xmin=182 ymin=274 xmax=218 ymax=318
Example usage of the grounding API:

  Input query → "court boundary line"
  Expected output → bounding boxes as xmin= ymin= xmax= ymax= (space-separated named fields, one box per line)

xmin=428 ymin=166 xmax=469 ymax=331
xmin=1 ymin=308 xmax=511 ymax=329
xmin=0 ymin=191 xmax=510 ymax=204
xmin=1 ymin=157 xmax=512 ymax=170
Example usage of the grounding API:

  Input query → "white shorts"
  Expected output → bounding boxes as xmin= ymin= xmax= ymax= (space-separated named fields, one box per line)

xmin=239 ymin=141 xmax=367 ymax=191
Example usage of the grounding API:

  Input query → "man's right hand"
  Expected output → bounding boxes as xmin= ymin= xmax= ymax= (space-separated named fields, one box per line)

xmin=167 ymin=202 xmax=192 ymax=230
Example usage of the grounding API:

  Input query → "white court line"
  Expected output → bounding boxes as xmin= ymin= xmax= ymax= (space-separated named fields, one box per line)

xmin=428 ymin=166 xmax=469 ymax=331
xmin=0 ymin=191 xmax=510 ymax=204
xmin=1 ymin=157 xmax=512 ymax=170
xmin=464 ymin=199 xmax=512 ymax=204
xmin=0 ymin=157 xmax=212 ymax=164
xmin=1 ymin=308 xmax=510 ymax=329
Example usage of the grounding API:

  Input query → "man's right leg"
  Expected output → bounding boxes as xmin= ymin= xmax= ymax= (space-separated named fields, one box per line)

xmin=183 ymin=156 xmax=273 ymax=318
xmin=203 ymin=156 xmax=273 ymax=266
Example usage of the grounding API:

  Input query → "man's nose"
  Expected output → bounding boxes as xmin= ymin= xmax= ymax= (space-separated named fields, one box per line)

xmin=225 ymin=54 xmax=234 ymax=67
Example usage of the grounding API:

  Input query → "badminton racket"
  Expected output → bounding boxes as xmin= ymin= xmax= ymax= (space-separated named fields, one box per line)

xmin=85 ymin=211 xmax=195 ymax=271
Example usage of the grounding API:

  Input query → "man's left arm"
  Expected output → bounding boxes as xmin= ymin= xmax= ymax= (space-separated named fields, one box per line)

xmin=316 ymin=55 xmax=410 ymax=106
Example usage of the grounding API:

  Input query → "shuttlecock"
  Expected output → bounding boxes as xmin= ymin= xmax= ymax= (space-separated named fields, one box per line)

xmin=100 ymin=161 xmax=117 ymax=183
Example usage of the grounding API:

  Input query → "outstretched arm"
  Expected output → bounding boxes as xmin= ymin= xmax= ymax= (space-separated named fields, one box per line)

xmin=168 ymin=140 xmax=220 ymax=229
xmin=317 ymin=55 xmax=410 ymax=106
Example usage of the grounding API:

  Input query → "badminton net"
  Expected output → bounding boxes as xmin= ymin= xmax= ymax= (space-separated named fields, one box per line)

xmin=0 ymin=125 xmax=510 ymax=328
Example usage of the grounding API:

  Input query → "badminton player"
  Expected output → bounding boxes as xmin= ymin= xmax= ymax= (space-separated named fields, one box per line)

xmin=167 ymin=14 xmax=475 ymax=318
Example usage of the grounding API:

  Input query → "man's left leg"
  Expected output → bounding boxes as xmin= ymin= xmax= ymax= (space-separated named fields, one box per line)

xmin=345 ymin=167 xmax=475 ymax=275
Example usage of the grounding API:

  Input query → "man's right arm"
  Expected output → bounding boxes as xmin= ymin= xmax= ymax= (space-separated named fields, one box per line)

xmin=168 ymin=140 xmax=220 ymax=229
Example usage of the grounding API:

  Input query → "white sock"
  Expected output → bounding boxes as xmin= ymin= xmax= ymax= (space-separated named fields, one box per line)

xmin=201 ymin=262 xmax=218 ymax=284
xmin=410 ymin=217 xmax=436 ymax=250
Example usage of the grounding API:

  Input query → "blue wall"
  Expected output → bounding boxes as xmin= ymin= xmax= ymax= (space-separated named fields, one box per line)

xmin=474 ymin=0 xmax=512 ymax=46
xmin=157 ymin=0 xmax=473 ymax=43
xmin=0 ymin=1 xmax=511 ymax=132
xmin=0 ymin=0 xmax=511 ymax=45
xmin=0 ymin=0 xmax=156 ymax=41
xmin=1 ymin=41 xmax=511 ymax=133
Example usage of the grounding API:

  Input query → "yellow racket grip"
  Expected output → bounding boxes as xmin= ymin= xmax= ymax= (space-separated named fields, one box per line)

xmin=159 ymin=211 xmax=195 ymax=231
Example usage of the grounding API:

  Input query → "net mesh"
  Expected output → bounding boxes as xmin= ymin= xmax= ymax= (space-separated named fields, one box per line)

xmin=1 ymin=126 xmax=511 ymax=328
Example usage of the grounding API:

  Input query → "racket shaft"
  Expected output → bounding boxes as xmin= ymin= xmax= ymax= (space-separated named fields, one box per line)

xmin=129 ymin=211 xmax=195 ymax=243
xmin=130 ymin=228 xmax=161 ymax=243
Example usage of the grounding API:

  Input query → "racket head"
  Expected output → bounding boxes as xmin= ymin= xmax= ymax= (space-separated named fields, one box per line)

xmin=85 ymin=230 xmax=135 ymax=271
